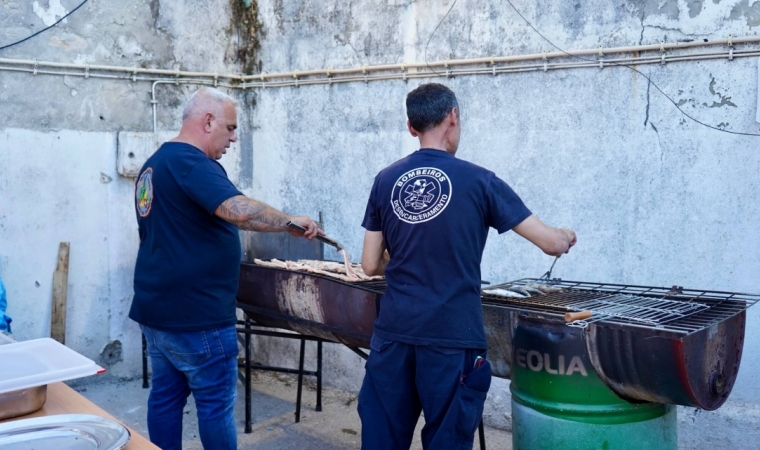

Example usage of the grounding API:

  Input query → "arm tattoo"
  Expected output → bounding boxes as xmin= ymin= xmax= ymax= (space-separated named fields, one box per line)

xmin=215 ymin=195 xmax=290 ymax=232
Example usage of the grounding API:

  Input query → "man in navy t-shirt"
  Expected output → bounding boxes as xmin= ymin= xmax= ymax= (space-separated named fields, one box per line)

xmin=359 ymin=83 xmax=577 ymax=449
xmin=129 ymin=87 xmax=322 ymax=450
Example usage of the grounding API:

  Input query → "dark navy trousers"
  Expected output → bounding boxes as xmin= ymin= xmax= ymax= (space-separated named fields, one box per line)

xmin=358 ymin=335 xmax=491 ymax=450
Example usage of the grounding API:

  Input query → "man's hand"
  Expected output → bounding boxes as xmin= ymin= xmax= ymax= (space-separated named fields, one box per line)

xmin=288 ymin=215 xmax=324 ymax=240
xmin=559 ymin=228 xmax=577 ymax=253
xmin=514 ymin=215 xmax=578 ymax=257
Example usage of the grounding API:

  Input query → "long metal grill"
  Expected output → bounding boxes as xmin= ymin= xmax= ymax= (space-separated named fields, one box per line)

xmin=481 ymin=278 xmax=759 ymax=335
xmin=353 ymin=277 xmax=759 ymax=336
xmin=561 ymin=293 xmax=709 ymax=327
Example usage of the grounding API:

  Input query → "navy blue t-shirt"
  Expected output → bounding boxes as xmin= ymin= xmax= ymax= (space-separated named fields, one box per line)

xmin=362 ymin=148 xmax=532 ymax=348
xmin=129 ymin=142 xmax=243 ymax=331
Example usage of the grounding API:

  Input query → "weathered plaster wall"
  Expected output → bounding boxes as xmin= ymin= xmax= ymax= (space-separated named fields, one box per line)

xmin=0 ymin=129 xmax=117 ymax=360
xmin=1 ymin=0 xmax=759 ymax=446
xmin=0 ymin=0 xmax=248 ymax=376
xmin=247 ymin=0 xmax=760 ymax=446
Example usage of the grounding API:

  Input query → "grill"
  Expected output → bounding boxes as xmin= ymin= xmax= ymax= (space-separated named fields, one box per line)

xmin=481 ymin=278 xmax=758 ymax=336
xmin=238 ymin=262 xmax=758 ymax=411
xmin=237 ymin=264 xmax=382 ymax=350
xmin=355 ymin=276 xmax=758 ymax=337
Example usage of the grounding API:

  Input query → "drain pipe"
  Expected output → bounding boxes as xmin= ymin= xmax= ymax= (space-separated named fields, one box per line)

xmin=151 ymin=80 xmax=176 ymax=133
xmin=151 ymin=79 xmax=238 ymax=133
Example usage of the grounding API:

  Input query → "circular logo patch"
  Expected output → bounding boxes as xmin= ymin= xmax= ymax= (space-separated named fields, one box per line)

xmin=136 ymin=168 xmax=154 ymax=217
xmin=390 ymin=167 xmax=452 ymax=224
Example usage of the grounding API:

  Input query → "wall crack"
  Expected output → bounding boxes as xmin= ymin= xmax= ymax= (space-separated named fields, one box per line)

xmin=334 ymin=34 xmax=367 ymax=65
xmin=644 ymin=78 xmax=651 ymax=126
xmin=649 ymin=122 xmax=663 ymax=164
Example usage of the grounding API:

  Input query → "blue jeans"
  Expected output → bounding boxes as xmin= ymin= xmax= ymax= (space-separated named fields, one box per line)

xmin=358 ymin=336 xmax=491 ymax=450
xmin=141 ymin=324 xmax=239 ymax=450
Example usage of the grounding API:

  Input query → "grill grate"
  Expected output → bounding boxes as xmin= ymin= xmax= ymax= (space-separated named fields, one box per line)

xmin=344 ymin=277 xmax=758 ymax=335
xmin=481 ymin=278 xmax=760 ymax=335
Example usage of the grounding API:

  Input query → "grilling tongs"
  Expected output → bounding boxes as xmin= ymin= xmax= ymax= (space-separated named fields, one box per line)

xmin=286 ymin=221 xmax=345 ymax=252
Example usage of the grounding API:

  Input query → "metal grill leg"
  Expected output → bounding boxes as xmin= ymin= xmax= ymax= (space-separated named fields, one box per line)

xmin=141 ymin=333 xmax=149 ymax=389
xmin=295 ymin=338 xmax=306 ymax=423
xmin=244 ymin=317 xmax=252 ymax=434
xmin=316 ymin=340 xmax=323 ymax=412
xmin=478 ymin=417 xmax=486 ymax=450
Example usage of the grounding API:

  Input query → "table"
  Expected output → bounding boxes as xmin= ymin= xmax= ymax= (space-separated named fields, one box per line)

xmin=0 ymin=382 xmax=158 ymax=449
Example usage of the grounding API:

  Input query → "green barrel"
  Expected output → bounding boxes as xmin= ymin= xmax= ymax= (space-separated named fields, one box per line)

xmin=510 ymin=316 xmax=677 ymax=450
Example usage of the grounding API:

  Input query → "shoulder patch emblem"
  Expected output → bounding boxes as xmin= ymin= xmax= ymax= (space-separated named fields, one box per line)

xmin=390 ymin=167 xmax=452 ymax=224
xmin=136 ymin=168 xmax=154 ymax=217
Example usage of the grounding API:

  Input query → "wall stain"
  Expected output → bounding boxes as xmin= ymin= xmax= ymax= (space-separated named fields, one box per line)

xmin=628 ymin=0 xmax=680 ymax=21
xmin=149 ymin=0 xmax=160 ymax=29
xmin=274 ymin=0 xmax=284 ymax=32
xmin=705 ymin=76 xmax=737 ymax=108
xmin=363 ymin=32 xmax=372 ymax=57
xmin=688 ymin=0 xmax=704 ymax=18
xmin=229 ymin=0 xmax=263 ymax=74
xmin=729 ymin=0 xmax=760 ymax=27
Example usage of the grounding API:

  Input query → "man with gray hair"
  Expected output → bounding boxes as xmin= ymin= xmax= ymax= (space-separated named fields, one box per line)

xmin=129 ymin=87 xmax=322 ymax=450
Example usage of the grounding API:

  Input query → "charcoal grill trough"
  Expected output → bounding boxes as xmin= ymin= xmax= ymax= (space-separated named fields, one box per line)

xmin=236 ymin=226 xmax=758 ymax=450
xmin=481 ymin=278 xmax=758 ymax=410
xmin=237 ymin=265 xmax=757 ymax=411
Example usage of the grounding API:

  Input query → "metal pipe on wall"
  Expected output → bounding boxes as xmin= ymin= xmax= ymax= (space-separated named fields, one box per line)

xmin=7 ymin=46 xmax=740 ymax=92
xmin=1 ymin=35 xmax=758 ymax=86
xmin=151 ymin=79 xmax=240 ymax=132
xmin=2 ymin=37 xmax=758 ymax=132
xmin=240 ymin=36 xmax=760 ymax=81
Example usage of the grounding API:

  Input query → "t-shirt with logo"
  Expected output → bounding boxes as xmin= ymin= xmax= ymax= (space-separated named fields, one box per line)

xmin=362 ymin=148 xmax=532 ymax=348
xmin=129 ymin=142 xmax=243 ymax=332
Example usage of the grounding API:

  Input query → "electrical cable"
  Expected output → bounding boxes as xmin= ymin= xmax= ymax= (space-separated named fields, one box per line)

xmin=424 ymin=0 xmax=760 ymax=136
xmin=503 ymin=0 xmax=760 ymax=136
xmin=424 ymin=0 xmax=459 ymax=76
xmin=0 ymin=0 xmax=90 ymax=52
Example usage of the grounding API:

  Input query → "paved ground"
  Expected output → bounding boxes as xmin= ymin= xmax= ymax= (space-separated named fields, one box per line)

xmin=71 ymin=371 xmax=513 ymax=449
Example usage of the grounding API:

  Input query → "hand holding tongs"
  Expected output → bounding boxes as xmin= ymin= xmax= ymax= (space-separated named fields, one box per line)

xmin=286 ymin=221 xmax=345 ymax=252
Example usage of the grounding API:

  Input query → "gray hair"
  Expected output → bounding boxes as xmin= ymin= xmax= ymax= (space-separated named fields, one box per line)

xmin=182 ymin=87 xmax=238 ymax=121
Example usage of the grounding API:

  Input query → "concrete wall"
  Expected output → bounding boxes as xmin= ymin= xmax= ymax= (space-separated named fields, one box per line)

xmin=0 ymin=0 xmax=246 ymax=375
xmin=1 ymin=0 xmax=759 ymax=447
xmin=248 ymin=0 xmax=760 ymax=446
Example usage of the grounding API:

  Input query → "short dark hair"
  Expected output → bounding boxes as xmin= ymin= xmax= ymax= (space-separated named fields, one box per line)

xmin=406 ymin=83 xmax=459 ymax=133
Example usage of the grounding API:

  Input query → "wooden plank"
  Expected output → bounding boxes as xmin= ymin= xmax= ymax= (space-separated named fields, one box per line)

xmin=51 ymin=242 xmax=70 ymax=345
xmin=0 ymin=382 xmax=159 ymax=449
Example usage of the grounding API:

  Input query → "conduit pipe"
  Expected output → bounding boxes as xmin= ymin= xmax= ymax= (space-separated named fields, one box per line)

xmin=2 ymin=47 xmax=757 ymax=90
xmin=2 ymin=37 xmax=759 ymax=132
xmin=240 ymin=48 xmax=760 ymax=89
xmin=0 ymin=57 xmax=243 ymax=81
xmin=240 ymin=36 xmax=760 ymax=81
xmin=1 ymin=35 xmax=759 ymax=86
xmin=150 ymin=79 xmax=239 ymax=132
